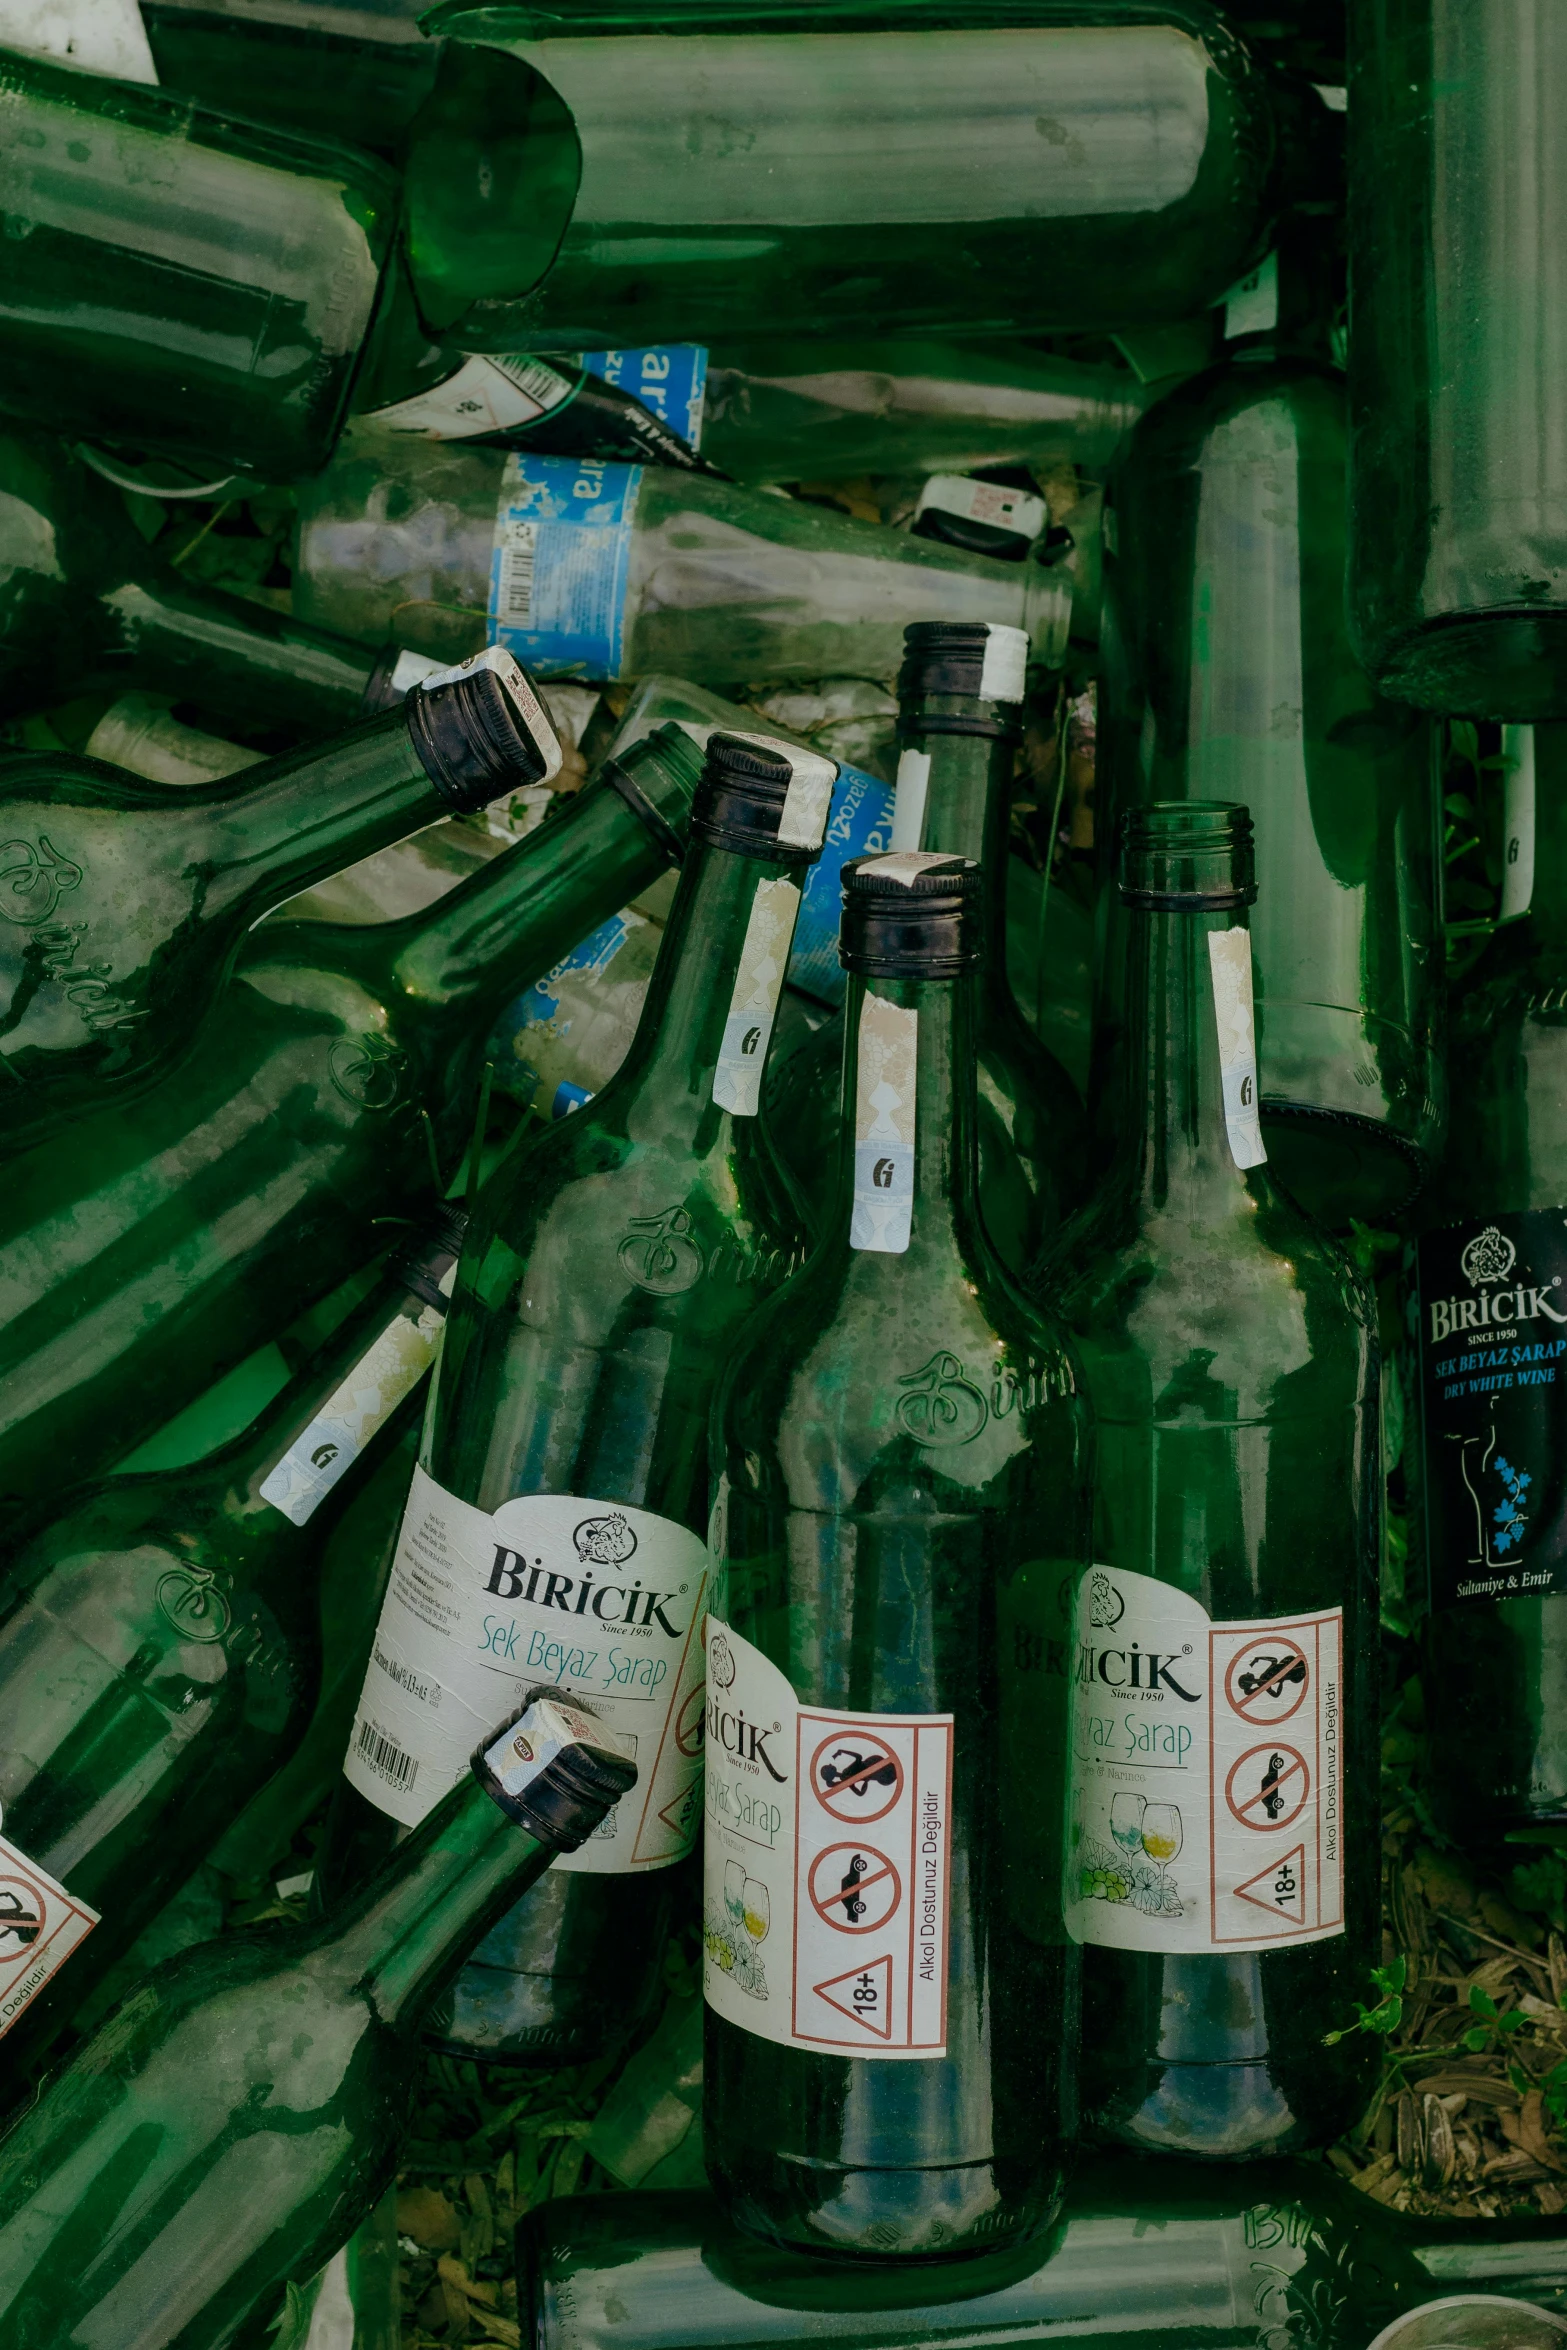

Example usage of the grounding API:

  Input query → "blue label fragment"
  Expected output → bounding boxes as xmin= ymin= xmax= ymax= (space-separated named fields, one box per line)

xmin=489 ymin=456 xmax=640 ymax=679
xmin=787 ymin=762 xmax=897 ymax=1006
xmin=581 ymin=347 xmax=707 ymax=451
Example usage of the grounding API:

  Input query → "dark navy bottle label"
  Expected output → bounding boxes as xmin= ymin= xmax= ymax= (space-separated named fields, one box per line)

xmin=1417 ymin=1211 xmax=1567 ymax=1606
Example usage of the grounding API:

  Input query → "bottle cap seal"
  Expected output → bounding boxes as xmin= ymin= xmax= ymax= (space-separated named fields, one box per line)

xmin=1118 ymin=801 xmax=1257 ymax=911
xmin=690 ymin=731 xmax=836 ymax=865
xmin=407 ymin=646 xmax=564 ymax=812
xmin=839 ymin=851 xmax=982 ymax=978
xmin=899 ymin=620 xmax=1029 ymax=705
xmin=472 ymin=1689 xmax=637 ymax=1851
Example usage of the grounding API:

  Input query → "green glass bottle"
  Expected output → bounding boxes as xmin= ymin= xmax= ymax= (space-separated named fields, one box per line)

xmin=519 ymin=2169 xmax=1567 ymax=2350
xmin=705 ymin=851 xmax=1091 ymax=2260
xmin=292 ymin=438 xmax=1072 ymax=683
xmin=767 ymin=621 xmax=1085 ymax=1276
xmin=142 ymin=0 xmax=442 ymax=156
xmin=0 ymin=428 xmax=422 ymax=735
xmin=0 ymin=45 xmax=395 ymax=480
xmin=1038 ymin=802 xmax=1380 ymax=2158
xmin=1415 ymin=722 xmax=1567 ymax=1840
xmin=320 ymin=730 xmax=834 ymax=2067
xmin=402 ymin=2 xmax=1278 ymax=351
xmin=701 ymin=341 xmax=1146 ymax=487
xmin=0 ymin=645 xmax=560 ymax=1153
xmin=1098 ymin=342 xmax=1442 ymax=1226
xmin=0 ymin=722 xmax=703 ymax=1515
xmin=0 ymin=1694 xmax=635 ymax=2350
xmin=1347 ymin=0 xmax=1567 ymax=719
xmin=0 ymin=1211 xmax=463 ymax=2077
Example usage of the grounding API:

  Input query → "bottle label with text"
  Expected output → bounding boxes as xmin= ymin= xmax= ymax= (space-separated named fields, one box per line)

xmin=0 ymin=1830 xmax=98 ymax=2043
xmin=1207 ymin=928 xmax=1267 ymax=1170
xmin=489 ymin=456 xmax=640 ymax=679
xmin=703 ymin=1616 xmax=953 ymax=2058
xmin=343 ymin=1466 xmax=706 ymax=1870
xmin=1417 ymin=1210 xmax=1567 ymax=1606
xmin=1065 ymin=1565 xmax=1344 ymax=1953
xmin=851 ymin=993 xmax=917 ymax=1253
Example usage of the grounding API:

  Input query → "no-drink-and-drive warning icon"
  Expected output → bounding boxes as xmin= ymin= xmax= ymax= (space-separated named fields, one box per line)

xmin=792 ymin=1710 xmax=953 ymax=2056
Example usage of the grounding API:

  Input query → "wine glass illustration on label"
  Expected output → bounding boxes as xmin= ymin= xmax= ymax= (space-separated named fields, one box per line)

xmin=742 ymin=1878 xmax=770 ymax=1943
xmin=1141 ymin=1802 xmax=1183 ymax=1917
xmin=1110 ymin=1792 xmax=1147 ymax=1865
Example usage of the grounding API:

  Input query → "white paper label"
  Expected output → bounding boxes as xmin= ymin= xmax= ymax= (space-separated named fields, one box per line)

xmin=1501 ymin=724 xmax=1536 ymax=923
xmin=703 ymin=1618 xmax=953 ymax=2057
xmin=343 ymin=1468 xmax=706 ymax=1870
xmin=0 ymin=1831 xmax=99 ymax=2041
xmin=851 ymin=992 xmax=917 ymax=1253
xmin=1207 ymin=928 xmax=1267 ymax=1170
xmin=1223 ymin=251 xmax=1279 ymax=340
xmin=416 ymin=644 xmax=565 ymax=786
xmin=389 ymin=648 xmax=443 ymax=697
xmin=890 ymin=747 xmax=931 ymax=852
xmin=915 ymin=476 xmax=1046 ymax=546
xmin=0 ymin=0 xmax=156 ymax=80
xmin=1066 ymin=1566 xmax=1344 ymax=1954
xmin=363 ymin=354 xmax=576 ymax=442
xmin=259 ymin=1289 xmax=451 ymax=1528
xmin=978 ymin=622 xmax=1030 ymax=704
xmin=713 ymin=875 xmax=801 ymax=1118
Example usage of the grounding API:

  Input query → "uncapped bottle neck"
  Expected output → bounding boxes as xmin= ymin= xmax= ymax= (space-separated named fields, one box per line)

xmin=1118 ymin=801 xmax=1256 ymax=913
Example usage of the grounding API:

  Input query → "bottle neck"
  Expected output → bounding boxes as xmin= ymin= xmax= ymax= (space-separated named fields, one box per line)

xmin=101 ymin=572 xmax=377 ymax=738
xmin=195 ymin=709 xmax=451 ymax=928
xmin=328 ymin=1773 xmax=552 ymax=2033
xmin=370 ymin=769 xmax=682 ymax=1038
xmin=610 ymin=831 xmax=803 ymax=1145
xmin=1518 ymin=723 xmax=1567 ymax=949
xmin=896 ymin=701 xmax=1015 ymax=962
xmin=1114 ymin=902 xmax=1263 ymax=1220
xmin=835 ymin=967 xmax=984 ymax=1264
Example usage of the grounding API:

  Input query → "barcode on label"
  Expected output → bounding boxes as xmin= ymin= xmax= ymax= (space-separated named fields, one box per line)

xmin=499 ymin=521 xmax=537 ymax=624
xmin=494 ymin=355 xmax=572 ymax=412
xmin=356 ymin=1719 xmax=419 ymax=1794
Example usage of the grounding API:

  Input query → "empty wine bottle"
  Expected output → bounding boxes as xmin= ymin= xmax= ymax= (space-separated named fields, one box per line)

xmin=767 ymin=621 xmax=1084 ymax=1275
xmin=402 ymin=3 xmax=1280 ymax=351
xmin=1099 ymin=337 xmax=1443 ymax=1223
xmin=0 ymin=723 xmax=704 ymax=1513
xmin=0 ymin=43 xmax=395 ymax=478
xmin=701 ymin=341 xmax=1146 ymax=486
xmin=0 ymin=644 xmax=560 ymax=1153
xmin=1348 ymin=0 xmax=1567 ymax=718
xmin=706 ymin=852 xmax=1091 ymax=2258
xmin=1415 ymin=722 xmax=1567 ymax=1840
xmin=519 ymin=2169 xmax=1567 ymax=2350
xmin=322 ymin=731 xmax=833 ymax=2067
xmin=0 ymin=1693 xmax=635 ymax=2350
xmin=1039 ymin=802 xmax=1380 ymax=2157
xmin=0 ymin=1211 xmax=463 ymax=2076
xmin=292 ymin=438 xmax=1072 ymax=683
xmin=0 ymin=428 xmax=423 ymax=734
xmin=141 ymin=0 xmax=442 ymax=154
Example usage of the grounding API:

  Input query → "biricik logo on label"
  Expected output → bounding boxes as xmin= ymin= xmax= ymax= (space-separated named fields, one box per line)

xmin=1426 ymin=1223 xmax=1567 ymax=1345
xmin=481 ymin=1510 xmax=691 ymax=1640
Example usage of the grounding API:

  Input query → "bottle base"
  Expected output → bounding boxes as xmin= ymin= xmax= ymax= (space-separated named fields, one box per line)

xmin=1087 ymin=2054 xmax=1370 ymax=2160
xmin=1373 ymin=611 xmax=1567 ymax=724
xmin=707 ymin=2146 xmax=1061 ymax=2263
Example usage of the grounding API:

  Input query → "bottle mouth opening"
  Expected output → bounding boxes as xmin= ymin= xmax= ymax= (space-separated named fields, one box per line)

xmin=897 ymin=618 xmax=1029 ymax=709
xmin=1118 ymin=800 xmax=1257 ymax=910
xmin=839 ymin=851 xmax=982 ymax=976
